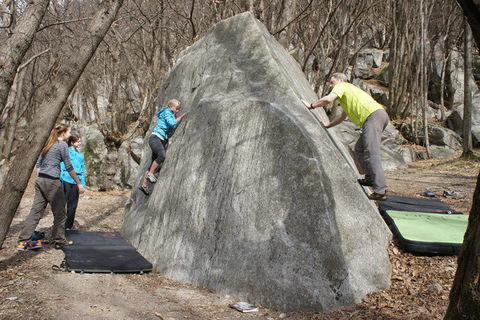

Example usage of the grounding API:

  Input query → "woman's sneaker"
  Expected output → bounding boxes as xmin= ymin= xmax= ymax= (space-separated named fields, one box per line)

xmin=146 ymin=173 xmax=157 ymax=183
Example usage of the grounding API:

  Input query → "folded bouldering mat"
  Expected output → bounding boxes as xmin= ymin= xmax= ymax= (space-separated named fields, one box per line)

xmin=378 ymin=196 xmax=468 ymax=255
xmin=61 ymin=230 xmax=152 ymax=273
xmin=379 ymin=195 xmax=457 ymax=213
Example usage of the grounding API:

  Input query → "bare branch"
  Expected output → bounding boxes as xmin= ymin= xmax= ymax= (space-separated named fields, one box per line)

xmin=17 ymin=49 xmax=49 ymax=72
xmin=37 ymin=17 xmax=92 ymax=32
xmin=273 ymin=0 xmax=313 ymax=36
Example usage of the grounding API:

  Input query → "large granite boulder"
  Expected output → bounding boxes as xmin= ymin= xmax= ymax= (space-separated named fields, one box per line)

xmin=122 ymin=13 xmax=391 ymax=312
xmin=430 ymin=42 xmax=479 ymax=106
xmin=447 ymin=93 xmax=480 ymax=147
xmin=353 ymin=50 xmax=375 ymax=79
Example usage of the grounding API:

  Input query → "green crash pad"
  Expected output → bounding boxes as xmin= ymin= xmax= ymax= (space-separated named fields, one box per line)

xmin=383 ymin=210 xmax=469 ymax=255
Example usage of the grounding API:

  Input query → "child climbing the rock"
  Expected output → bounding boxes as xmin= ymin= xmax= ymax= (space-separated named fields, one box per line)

xmin=139 ymin=99 xmax=187 ymax=195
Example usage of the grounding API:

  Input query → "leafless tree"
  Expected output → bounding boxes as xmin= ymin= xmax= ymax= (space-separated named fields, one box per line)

xmin=0 ymin=0 xmax=50 ymax=117
xmin=462 ymin=18 xmax=473 ymax=157
xmin=444 ymin=2 xmax=480 ymax=317
xmin=0 ymin=0 xmax=125 ymax=248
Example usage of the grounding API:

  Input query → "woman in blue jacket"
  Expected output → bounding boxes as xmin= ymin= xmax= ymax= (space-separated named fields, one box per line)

xmin=139 ymin=99 xmax=187 ymax=195
xmin=60 ymin=134 xmax=87 ymax=229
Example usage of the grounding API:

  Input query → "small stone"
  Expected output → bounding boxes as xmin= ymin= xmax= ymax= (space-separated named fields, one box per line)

xmin=279 ymin=313 xmax=286 ymax=318
xmin=427 ymin=283 xmax=443 ymax=292
xmin=7 ymin=281 xmax=14 ymax=285
xmin=17 ymin=272 xmax=24 ymax=276
xmin=6 ymin=297 xmax=18 ymax=301
xmin=444 ymin=266 xmax=455 ymax=272
xmin=418 ymin=307 xmax=428 ymax=313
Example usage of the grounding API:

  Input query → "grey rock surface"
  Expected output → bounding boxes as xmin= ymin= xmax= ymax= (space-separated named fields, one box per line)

xmin=429 ymin=146 xmax=456 ymax=159
xmin=353 ymin=50 xmax=374 ymax=79
xmin=75 ymin=125 xmax=107 ymax=188
xmin=401 ymin=123 xmax=462 ymax=150
xmin=351 ymin=78 xmax=371 ymax=93
xmin=369 ymin=86 xmax=389 ymax=106
xmin=430 ymin=42 xmax=479 ymax=106
xmin=122 ymin=13 xmax=391 ymax=312
xmin=427 ymin=282 xmax=444 ymax=292
xmin=447 ymin=93 xmax=480 ymax=147
xmin=378 ymin=64 xmax=391 ymax=86
xmin=427 ymin=126 xmax=462 ymax=150
xmin=116 ymin=134 xmax=144 ymax=188
xmin=370 ymin=49 xmax=384 ymax=68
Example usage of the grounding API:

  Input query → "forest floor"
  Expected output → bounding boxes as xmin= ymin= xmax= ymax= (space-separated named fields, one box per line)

xmin=0 ymin=151 xmax=479 ymax=320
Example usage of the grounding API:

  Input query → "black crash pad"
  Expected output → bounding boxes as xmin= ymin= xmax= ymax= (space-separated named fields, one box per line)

xmin=379 ymin=195 xmax=457 ymax=214
xmin=63 ymin=230 xmax=152 ymax=273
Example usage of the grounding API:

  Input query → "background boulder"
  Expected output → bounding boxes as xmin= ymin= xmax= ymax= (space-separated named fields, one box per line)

xmin=447 ymin=93 xmax=480 ymax=147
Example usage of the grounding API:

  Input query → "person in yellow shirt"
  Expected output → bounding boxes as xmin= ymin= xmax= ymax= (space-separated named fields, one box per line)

xmin=303 ymin=72 xmax=389 ymax=200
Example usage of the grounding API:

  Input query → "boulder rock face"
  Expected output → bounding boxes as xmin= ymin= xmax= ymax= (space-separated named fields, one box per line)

xmin=401 ymin=122 xmax=463 ymax=151
xmin=76 ymin=125 xmax=107 ymax=188
xmin=122 ymin=13 xmax=391 ymax=312
xmin=116 ymin=134 xmax=144 ymax=188
xmin=430 ymin=42 xmax=479 ymax=106
xmin=447 ymin=93 xmax=480 ymax=147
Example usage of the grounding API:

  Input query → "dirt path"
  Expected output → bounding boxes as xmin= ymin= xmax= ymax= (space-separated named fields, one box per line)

xmin=0 ymin=156 xmax=478 ymax=320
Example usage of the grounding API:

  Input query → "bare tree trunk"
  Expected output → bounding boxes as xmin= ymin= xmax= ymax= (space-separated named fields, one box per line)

xmin=1 ymin=69 xmax=26 ymax=159
xmin=439 ymin=47 xmax=449 ymax=121
xmin=440 ymin=3 xmax=480 ymax=318
xmin=420 ymin=0 xmax=430 ymax=158
xmin=277 ymin=0 xmax=293 ymax=48
xmin=463 ymin=17 xmax=473 ymax=157
xmin=0 ymin=0 xmax=49 ymax=116
xmin=444 ymin=169 xmax=480 ymax=319
xmin=0 ymin=0 xmax=124 ymax=248
xmin=456 ymin=0 xmax=480 ymax=49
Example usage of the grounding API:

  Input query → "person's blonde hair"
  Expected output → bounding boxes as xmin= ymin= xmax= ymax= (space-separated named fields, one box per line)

xmin=167 ymin=99 xmax=180 ymax=108
xmin=41 ymin=124 xmax=70 ymax=156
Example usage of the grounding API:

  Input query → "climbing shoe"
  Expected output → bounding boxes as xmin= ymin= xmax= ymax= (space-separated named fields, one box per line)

xmin=53 ymin=240 xmax=72 ymax=250
xmin=30 ymin=230 xmax=45 ymax=241
xmin=16 ymin=241 xmax=29 ymax=251
xmin=146 ymin=173 xmax=157 ymax=183
xmin=138 ymin=185 xmax=150 ymax=196
xmin=357 ymin=178 xmax=373 ymax=187
xmin=28 ymin=240 xmax=43 ymax=250
xmin=368 ymin=192 xmax=388 ymax=201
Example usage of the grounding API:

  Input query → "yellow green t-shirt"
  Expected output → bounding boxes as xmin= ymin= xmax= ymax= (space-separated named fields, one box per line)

xmin=331 ymin=82 xmax=384 ymax=127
